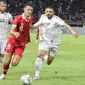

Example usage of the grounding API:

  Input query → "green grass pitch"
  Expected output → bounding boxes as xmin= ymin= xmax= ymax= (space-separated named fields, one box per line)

xmin=0 ymin=33 xmax=85 ymax=85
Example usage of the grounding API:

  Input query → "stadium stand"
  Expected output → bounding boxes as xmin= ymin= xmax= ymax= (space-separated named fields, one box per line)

xmin=6 ymin=0 xmax=85 ymax=26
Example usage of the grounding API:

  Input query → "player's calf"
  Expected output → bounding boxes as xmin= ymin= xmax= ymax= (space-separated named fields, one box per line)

xmin=46 ymin=56 xmax=54 ymax=65
xmin=12 ymin=55 xmax=21 ymax=66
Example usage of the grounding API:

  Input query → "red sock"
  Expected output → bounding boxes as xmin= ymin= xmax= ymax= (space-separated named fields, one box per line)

xmin=3 ymin=63 xmax=9 ymax=75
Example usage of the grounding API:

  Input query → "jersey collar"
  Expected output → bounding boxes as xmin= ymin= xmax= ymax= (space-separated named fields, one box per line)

xmin=22 ymin=13 xmax=30 ymax=22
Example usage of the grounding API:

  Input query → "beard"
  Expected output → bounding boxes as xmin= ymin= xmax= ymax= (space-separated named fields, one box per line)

xmin=47 ymin=14 xmax=53 ymax=19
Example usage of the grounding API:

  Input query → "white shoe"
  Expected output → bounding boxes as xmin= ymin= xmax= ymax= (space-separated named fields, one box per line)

xmin=33 ymin=76 xmax=40 ymax=80
xmin=0 ymin=74 xmax=6 ymax=80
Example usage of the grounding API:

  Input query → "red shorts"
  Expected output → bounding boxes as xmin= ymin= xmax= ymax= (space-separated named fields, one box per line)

xmin=5 ymin=37 xmax=26 ymax=56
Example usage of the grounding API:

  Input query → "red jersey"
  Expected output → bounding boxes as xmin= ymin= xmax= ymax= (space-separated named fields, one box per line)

xmin=10 ymin=14 xmax=34 ymax=44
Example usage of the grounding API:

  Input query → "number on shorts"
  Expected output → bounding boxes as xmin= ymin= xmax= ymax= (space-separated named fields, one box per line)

xmin=7 ymin=44 xmax=11 ymax=49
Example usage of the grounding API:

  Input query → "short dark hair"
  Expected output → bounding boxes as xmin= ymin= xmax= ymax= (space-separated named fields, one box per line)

xmin=24 ymin=3 xmax=33 ymax=8
xmin=46 ymin=6 xmax=54 ymax=10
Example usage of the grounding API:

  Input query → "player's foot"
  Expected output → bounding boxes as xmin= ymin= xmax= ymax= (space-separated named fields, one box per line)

xmin=33 ymin=76 xmax=40 ymax=80
xmin=0 ymin=74 xmax=6 ymax=80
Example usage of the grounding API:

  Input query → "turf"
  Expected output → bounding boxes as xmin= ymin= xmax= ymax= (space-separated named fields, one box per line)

xmin=0 ymin=33 xmax=85 ymax=85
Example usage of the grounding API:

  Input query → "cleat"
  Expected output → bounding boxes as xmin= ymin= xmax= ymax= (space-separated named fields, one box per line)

xmin=33 ymin=76 xmax=40 ymax=80
xmin=0 ymin=74 xmax=6 ymax=80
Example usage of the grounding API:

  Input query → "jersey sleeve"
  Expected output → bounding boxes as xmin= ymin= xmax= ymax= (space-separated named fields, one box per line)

xmin=12 ymin=16 xmax=21 ymax=29
xmin=56 ymin=16 xmax=66 ymax=26
xmin=34 ymin=15 xmax=43 ymax=27
xmin=7 ymin=13 xmax=13 ymax=23
xmin=9 ymin=14 xmax=13 ymax=23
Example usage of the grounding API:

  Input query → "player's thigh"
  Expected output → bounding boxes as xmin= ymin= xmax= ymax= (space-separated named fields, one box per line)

xmin=13 ymin=46 xmax=25 ymax=64
xmin=5 ymin=40 xmax=15 ymax=53
xmin=46 ymin=45 xmax=60 ymax=65
xmin=14 ymin=46 xmax=25 ymax=56
xmin=49 ymin=44 xmax=60 ymax=57
xmin=38 ymin=50 xmax=47 ymax=58
xmin=38 ymin=41 xmax=49 ymax=58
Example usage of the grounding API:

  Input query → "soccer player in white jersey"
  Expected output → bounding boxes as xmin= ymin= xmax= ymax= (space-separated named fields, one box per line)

xmin=31 ymin=6 xmax=79 ymax=80
xmin=0 ymin=0 xmax=13 ymax=66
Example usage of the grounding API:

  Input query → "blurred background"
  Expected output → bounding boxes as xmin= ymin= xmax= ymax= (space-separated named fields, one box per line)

xmin=5 ymin=0 xmax=85 ymax=34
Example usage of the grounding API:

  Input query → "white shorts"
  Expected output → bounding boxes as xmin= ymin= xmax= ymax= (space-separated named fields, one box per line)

xmin=0 ymin=40 xmax=7 ymax=54
xmin=38 ymin=40 xmax=60 ymax=57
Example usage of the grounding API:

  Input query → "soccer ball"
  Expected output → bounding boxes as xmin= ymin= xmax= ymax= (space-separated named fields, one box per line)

xmin=20 ymin=74 xmax=32 ymax=85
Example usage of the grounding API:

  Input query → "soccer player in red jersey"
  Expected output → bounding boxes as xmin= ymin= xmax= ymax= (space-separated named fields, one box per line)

xmin=0 ymin=3 xmax=34 ymax=80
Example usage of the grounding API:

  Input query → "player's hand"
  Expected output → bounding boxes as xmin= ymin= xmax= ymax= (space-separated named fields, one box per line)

xmin=14 ymin=32 xmax=20 ymax=38
xmin=30 ymin=24 xmax=34 ymax=29
xmin=72 ymin=32 xmax=79 ymax=38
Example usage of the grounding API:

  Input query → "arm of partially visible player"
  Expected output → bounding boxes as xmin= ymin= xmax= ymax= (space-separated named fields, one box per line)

xmin=57 ymin=16 xmax=79 ymax=38
xmin=34 ymin=20 xmax=42 ymax=28
xmin=10 ymin=25 xmax=20 ymax=38
xmin=30 ymin=15 xmax=43 ymax=29
xmin=8 ymin=13 xmax=13 ymax=24
xmin=30 ymin=20 xmax=42 ymax=29
xmin=64 ymin=23 xmax=79 ymax=38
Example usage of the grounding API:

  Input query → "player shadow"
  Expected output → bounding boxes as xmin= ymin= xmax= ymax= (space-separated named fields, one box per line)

xmin=41 ymin=74 xmax=85 ymax=80
xmin=5 ymin=71 xmax=32 ymax=80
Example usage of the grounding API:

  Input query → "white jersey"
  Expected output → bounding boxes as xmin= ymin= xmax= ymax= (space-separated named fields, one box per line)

xmin=34 ymin=14 xmax=65 ymax=44
xmin=0 ymin=12 xmax=13 ymax=40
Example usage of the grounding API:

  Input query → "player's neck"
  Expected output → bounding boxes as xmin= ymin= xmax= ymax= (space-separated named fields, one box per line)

xmin=23 ymin=13 xmax=30 ymax=20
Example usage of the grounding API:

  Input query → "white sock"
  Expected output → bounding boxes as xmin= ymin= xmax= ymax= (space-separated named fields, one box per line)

xmin=35 ymin=58 xmax=42 ymax=77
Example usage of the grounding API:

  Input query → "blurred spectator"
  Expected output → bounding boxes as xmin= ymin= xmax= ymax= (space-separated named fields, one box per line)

xmin=6 ymin=0 xmax=85 ymax=25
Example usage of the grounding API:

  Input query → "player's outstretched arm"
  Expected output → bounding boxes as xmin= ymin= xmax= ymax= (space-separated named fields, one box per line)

xmin=64 ymin=23 xmax=79 ymax=38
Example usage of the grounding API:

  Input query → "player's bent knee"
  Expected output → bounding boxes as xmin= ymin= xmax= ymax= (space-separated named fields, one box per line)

xmin=37 ymin=54 xmax=45 ymax=58
xmin=12 ymin=56 xmax=21 ymax=66
xmin=12 ymin=61 xmax=19 ymax=66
